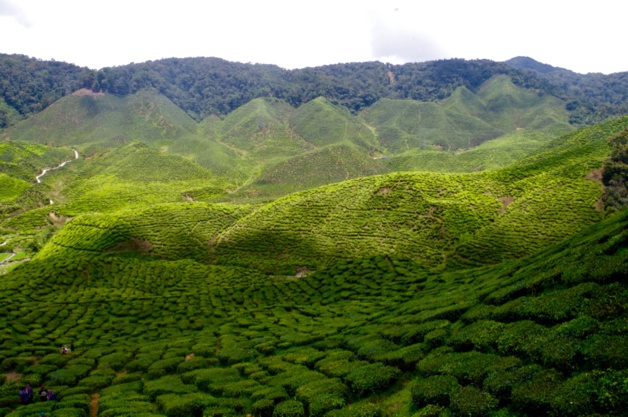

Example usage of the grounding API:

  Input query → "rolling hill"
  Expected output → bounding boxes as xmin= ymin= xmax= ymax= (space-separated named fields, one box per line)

xmin=0 ymin=192 xmax=625 ymax=417
xmin=0 ymin=54 xmax=626 ymax=417
xmin=0 ymin=90 xmax=242 ymax=179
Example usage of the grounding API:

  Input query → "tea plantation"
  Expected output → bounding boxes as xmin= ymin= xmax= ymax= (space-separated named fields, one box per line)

xmin=0 ymin=206 xmax=626 ymax=417
xmin=0 ymin=97 xmax=626 ymax=415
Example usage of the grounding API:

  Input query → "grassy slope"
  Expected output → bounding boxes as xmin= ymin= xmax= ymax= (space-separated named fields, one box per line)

xmin=290 ymin=97 xmax=380 ymax=151
xmin=27 ymin=116 xmax=626 ymax=276
xmin=42 ymin=143 xmax=230 ymax=215
xmin=0 ymin=91 xmax=242 ymax=178
xmin=209 ymin=116 xmax=626 ymax=273
xmin=0 ymin=142 xmax=76 ymax=255
xmin=217 ymin=98 xmax=314 ymax=163
xmin=33 ymin=202 xmax=254 ymax=263
xmin=0 ymin=141 xmax=74 ymax=182
xmin=1 ymin=76 xmax=575 ymax=204
xmin=0 ymin=143 xmax=233 ymax=268
xmin=476 ymin=75 xmax=573 ymax=135
xmin=218 ymin=144 xmax=389 ymax=202
xmin=0 ymin=204 xmax=625 ymax=417
xmin=362 ymin=98 xmax=502 ymax=153
xmin=384 ymin=130 xmax=553 ymax=173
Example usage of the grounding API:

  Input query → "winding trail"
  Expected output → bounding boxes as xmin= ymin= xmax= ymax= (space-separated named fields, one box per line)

xmin=0 ymin=252 xmax=16 ymax=265
xmin=36 ymin=149 xmax=79 ymax=184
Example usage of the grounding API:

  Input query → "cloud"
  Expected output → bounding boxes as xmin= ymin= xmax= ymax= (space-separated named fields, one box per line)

xmin=0 ymin=0 xmax=30 ymax=27
xmin=371 ymin=17 xmax=444 ymax=64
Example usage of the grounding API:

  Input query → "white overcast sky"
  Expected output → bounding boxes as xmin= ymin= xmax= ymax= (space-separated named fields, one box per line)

xmin=0 ymin=0 xmax=625 ymax=74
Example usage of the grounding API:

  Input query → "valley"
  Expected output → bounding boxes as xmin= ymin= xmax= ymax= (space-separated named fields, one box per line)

xmin=0 ymin=55 xmax=626 ymax=417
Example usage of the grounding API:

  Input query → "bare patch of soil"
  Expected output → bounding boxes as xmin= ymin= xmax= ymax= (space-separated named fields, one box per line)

xmin=295 ymin=266 xmax=312 ymax=278
xmin=185 ymin=353 xmax=195 ymax=362
xmin=49 ymin=211 xmax=71 ymax=226
xmin=182 ymin=194 xmax=195 ymax=202
xmin=116 ymin=371 xmax=127 ymax=378
xmin=90 ymin=393 xmax=99 ymax=417
xmin=498 ymin=196 xmax=514 ymax=214
xmin=588 ymin=168 xmax=604 ymax=184
xmin=106 ymin=238 xmax=153 ymax=255
xmin=5 ymin=371 xmax=21 ymax=382
xmin=378 ymin=187 xmax=392 ymax=195
xmin=72 ymin=88 xmax=105 ymax=97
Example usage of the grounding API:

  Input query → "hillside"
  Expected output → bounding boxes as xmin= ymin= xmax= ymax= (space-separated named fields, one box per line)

xmin=0 ymin=201 xmax=625 ymax=417
xmin=0 ymin=90 xmax=241 ymax=178
xmin=19 ymin=116 xmax=624 ymax=279
xmin=209 ymin=116 xmax=624 ymax=273
xmin=0 ymin=53 xmax=626 ymax=417
xmin=1 ymin=73 xmax=577 ymax=204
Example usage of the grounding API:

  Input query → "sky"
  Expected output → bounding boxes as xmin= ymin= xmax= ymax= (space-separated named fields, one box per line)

xmin=0 ymin=0 xmax=625 ymax=74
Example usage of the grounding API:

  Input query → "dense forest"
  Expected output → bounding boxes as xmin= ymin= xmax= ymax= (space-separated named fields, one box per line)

xmin=506 ymin=56 xmax=628 ymax=125
xmin=1 ymin=54 xmax=627 ymax=128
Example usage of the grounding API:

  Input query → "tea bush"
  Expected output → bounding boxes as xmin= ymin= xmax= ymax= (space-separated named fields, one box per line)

xmin=272 ymin=399 xmax=304 ymax=417
xmin=410 ymin=375 xmax=461 ymax=408
xmin=344 ymin=363 xmax=401 ymax=396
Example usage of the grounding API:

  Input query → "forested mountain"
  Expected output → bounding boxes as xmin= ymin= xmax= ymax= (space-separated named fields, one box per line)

xmin=505 ymin=56 xmax=628 ymax=125
xmin=2 ymin=54 xmax=628 ymax=129
xmin=0 ymin=55 xmax=85 ymax=128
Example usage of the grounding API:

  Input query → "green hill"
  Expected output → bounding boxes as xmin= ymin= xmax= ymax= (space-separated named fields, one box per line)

xmin=43 ymin=143 xmax=229 ymax=215
xmin=0 ymin=76 xmax=578 ymax=202
xmin=0 ymin=141 xmax=75 ymax=182
xmin=475 ymin=75 xmax=572 ymax=135
xmin=0 ymin=143 xmax=231 ymax=263
xmin=290 ymin=97 xmax=379 ymax=150
xmin=362 ymin=98 xmax=502 ymax=153
xmin=384 ymin=130 xmax=553 ymax=173
xmin=217 ymin=98 xmax=314 ymax=163
xmin=21 ymin=116 xmax=623 ymax=276
xmin=0 ymin=56 xmax=626 ymax=417
xmin=33 ymin=202 xmax=254 ymax=263
xmin=209 ymin=116 xmax=625 ymax=274
xmin=221 ymin=144 xmax=388 ymax=201
xmin=0 ymin=202 xmax=625 ymax=417
xmin=0 ymin=90 xmax=242 ymax=178
xmin=0 ymin=141 xmax=76 ymax=226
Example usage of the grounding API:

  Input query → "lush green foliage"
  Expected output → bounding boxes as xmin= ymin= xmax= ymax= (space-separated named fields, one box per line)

xmin=0 ymin=205 xmax=625 ymax=416
xmin=602 ymin=128 xmax=628 ymax=213
xmin=506 ymin=56 xmax=628 ymax=125
xmin=1 ymin=55 xmax=627 ymax=417
xmin=0 ymin=54 xmax=84 ymax=124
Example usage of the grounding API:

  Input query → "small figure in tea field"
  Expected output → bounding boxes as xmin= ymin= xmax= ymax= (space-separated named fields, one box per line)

xmin=25 ymin=384 xmax=34 ymax=402
xmin=47 ymin=390 xmax=56 ymax=401
xmin=18 ymin=388 xmax=30 ymax=404
xmin=39 ymin=386 xmax=48 ymax=401
xmin=61 ymin=345 xmax=68 ymax=355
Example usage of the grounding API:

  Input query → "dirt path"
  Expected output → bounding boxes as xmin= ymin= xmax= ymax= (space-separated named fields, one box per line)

xmin=4 ymin=371 xmax=21 ymax=383
xmin=36 ymin=149 xmax=79 ymax=184
xmin=0 ymin=252 xmax=16 ymax=265
xmin=90 ymin=393 xmax=99 ymax=417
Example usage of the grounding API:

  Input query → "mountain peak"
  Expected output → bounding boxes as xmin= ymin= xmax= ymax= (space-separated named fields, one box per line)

xmin=504 ymin=56 xmax=567 ymax=74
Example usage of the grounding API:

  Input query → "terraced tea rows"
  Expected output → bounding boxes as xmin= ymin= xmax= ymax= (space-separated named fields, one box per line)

xmin=0 ymin=209 xmax=626 ymax=416
xmin=36 ymin=203 xmax=254 ymax=262
xmin=211 ymin=115 xmax=627 ymax=273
